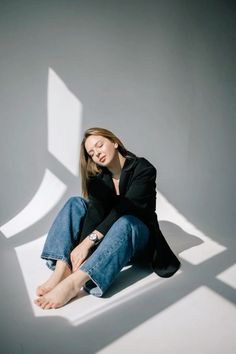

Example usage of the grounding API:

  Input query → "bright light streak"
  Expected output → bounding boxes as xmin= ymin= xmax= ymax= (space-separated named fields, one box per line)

xmin=0 ymin=169 xmax=67 ymax=238
xmin=47 ymin=68 xmax=83 ymax=176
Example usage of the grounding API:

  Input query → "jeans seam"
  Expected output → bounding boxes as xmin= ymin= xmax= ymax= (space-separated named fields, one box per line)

xmin=80 ymin=232 xmax=132 ymax=291
xmin=87 ymin=238 xmax=127 ymax=271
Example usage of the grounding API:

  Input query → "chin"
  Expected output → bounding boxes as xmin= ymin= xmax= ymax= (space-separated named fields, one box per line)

xmin=97 ymin=159 xmax=109 ymax=167
xmin=103 ymin=159 xmax=112 ymax=168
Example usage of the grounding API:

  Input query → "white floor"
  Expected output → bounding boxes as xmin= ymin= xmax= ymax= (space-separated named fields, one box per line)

xmin=13 ymin=235 xmax=236 ymax=354
xmin=97 ymin=286 xmax=236 ymax=354
xmin=1 ymin=193 xmax=235 ymax=354
xmin=15 ymin=235 xmax=176 ymax=326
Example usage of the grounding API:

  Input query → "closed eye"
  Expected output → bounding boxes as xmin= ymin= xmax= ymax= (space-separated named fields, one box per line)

xmin=87 ymin=141 xmax=103 ymax=156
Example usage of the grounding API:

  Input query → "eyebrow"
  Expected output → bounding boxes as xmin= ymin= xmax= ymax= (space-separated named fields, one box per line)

xmin=87 ymin=140 xmax=103 ymax=154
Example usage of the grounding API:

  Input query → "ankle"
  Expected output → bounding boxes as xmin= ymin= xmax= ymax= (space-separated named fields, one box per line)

xmin=54 ymin=261 xmax=71 ymax=275
xmin=70 ymin=272 xmax=87 ymax=292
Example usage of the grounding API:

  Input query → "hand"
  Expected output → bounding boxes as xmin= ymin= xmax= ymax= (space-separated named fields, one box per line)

xmin=70 ymin=238 xmax=93 ymax=272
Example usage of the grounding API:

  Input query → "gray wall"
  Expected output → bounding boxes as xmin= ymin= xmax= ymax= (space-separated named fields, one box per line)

xmin=1 ymin=0 xmax=235 ymax=245
xmin=1 ymin=1 xmax=236 ymax=353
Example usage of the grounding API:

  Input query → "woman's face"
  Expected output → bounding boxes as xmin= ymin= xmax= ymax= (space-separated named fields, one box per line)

xmin=85 ymin=135 xmax=118 ymax=168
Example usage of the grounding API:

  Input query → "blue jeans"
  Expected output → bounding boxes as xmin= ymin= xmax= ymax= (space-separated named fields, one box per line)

xmin=41 ymin=197 xmax=151 ymax=297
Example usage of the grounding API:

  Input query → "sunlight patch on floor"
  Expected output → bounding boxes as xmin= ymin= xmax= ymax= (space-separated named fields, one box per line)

xmin=157 ymin=192 xmax=226 ymax=264
xmin=97 ymin=286 xmax=236 ymax=354
xmin=216 ymin=263 xmax=236 ymax=290
xmin=15 ymin=235 xmax=180 ymax=326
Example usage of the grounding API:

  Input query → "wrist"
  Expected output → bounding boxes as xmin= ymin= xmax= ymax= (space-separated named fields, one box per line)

xmin=87 ymin=232 xmax=100 ymax=247
xmin=94 ymin=230 xmax=103 ymax=238
xmin=84 ymin=236 xmax=94 ymax=248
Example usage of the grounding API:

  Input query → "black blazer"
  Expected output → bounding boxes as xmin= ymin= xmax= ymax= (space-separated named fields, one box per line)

xmin=80 ymin=152 xmax=181 ymax=278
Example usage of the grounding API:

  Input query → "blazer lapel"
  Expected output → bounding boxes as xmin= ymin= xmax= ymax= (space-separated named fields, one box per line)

xmin=119 ymin=153 xmax=137 ymax=195
xmin=100 ymin=152 xmax=137 ymax=196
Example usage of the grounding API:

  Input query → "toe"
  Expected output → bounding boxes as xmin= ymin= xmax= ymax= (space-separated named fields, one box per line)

xmin=44 ymin=302 xmax=53 ymax=310
xmin=36 ymin=286 xmax=49 ymax=297
xmin=35 ymin=296 xmax=47 ymax=308
xmin=36 ymin=288 xmax=43 ymax=296
xmin=41 ymin=300 xmax=50 ymax=310
xmin=34 ymin=298 xmax=42 ymax=306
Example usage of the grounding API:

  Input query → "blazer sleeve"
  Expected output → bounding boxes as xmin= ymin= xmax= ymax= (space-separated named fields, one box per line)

xmin=95 ymin=161 xmax=157 ymax=235
xmin=80 ymin=176 xmax=113 ymax=241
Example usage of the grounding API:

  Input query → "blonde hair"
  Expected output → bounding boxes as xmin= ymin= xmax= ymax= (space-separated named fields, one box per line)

xmin=80 ymin=127 xmax=128 ymax=198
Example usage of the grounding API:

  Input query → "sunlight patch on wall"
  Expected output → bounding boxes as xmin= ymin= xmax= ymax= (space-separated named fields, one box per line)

xmin=0 ymin=67 xmax=83 ymax=238
xmin=47 ymin=68 xmax=83 ymax=176
xmin=0 ymin=169 xmax=67 ymax=238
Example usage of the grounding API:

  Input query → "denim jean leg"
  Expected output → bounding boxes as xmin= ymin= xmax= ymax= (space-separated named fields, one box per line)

xmin=41 ymin=196 xmax=88 ymax=270
xmin=80 ymin=215 xmax=150 ymax=297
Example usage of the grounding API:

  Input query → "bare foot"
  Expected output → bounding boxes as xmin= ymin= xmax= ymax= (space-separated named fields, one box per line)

xmin=36 ymin=260 xmax=71 ymax=296
xmin=34 ymin=270 xmax=90 ymax=309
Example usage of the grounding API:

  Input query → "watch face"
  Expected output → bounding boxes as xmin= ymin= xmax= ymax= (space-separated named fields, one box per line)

xmin=90 ymin=233 xmax=98 ymax=242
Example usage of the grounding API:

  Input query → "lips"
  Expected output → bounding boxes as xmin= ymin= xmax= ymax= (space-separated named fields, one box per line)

xmin=99 ymin=156 xmax=106 ymax=163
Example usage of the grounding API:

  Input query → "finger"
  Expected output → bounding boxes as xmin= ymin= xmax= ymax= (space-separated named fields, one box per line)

xmin=72 ymin=259 xmax=78 ymax=272
xmin=73 ymin=257 xmax=84 ymax=272
xmin=70 ymin=253 xmax=75 ymax=264
xmin=71 ymin=253 xmax=79 ymax=268
xmin=74 ymin=259 xmax=83 ymax=271
xmin=72 ymin=256 xmax=80 ymax=271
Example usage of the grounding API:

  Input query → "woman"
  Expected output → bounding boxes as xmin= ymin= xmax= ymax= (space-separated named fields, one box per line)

xmin=34 ymin=127 xmax=180 ymax=309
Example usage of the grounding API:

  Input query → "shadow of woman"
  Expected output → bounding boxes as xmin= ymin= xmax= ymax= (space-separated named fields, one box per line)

xmin=102 ymin=221 xmax=203 ymax=298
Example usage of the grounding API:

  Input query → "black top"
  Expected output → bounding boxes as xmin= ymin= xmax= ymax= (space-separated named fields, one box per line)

xmin=80 ymin=152 xmax=180 ymax=278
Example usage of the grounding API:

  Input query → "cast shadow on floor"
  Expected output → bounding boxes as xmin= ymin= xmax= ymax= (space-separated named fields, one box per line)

xmin=102 ymin=221 xmax=202 ymax=298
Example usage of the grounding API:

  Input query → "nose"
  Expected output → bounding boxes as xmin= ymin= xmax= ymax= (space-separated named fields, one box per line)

xmin=95 ymin=149 xmax=101 ymax=157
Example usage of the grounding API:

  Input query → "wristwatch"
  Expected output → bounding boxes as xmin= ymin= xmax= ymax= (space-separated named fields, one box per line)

xmin=88 ymin=232 xmax=100 ymax=246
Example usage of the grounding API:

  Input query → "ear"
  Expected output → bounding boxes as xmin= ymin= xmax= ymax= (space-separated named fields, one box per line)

xmin=114 ymin=143 xmax=118 ymax=148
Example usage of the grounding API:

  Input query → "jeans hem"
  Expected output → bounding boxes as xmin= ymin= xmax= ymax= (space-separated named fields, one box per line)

xmin=80 ymin=267 xmax=104 ymax=297
xmin=41 ymin=253 xmax=71 ymax=271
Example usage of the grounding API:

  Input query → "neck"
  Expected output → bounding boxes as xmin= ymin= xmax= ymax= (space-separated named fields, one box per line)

xmin=107 ymin=153 xmax=126 ymax=179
